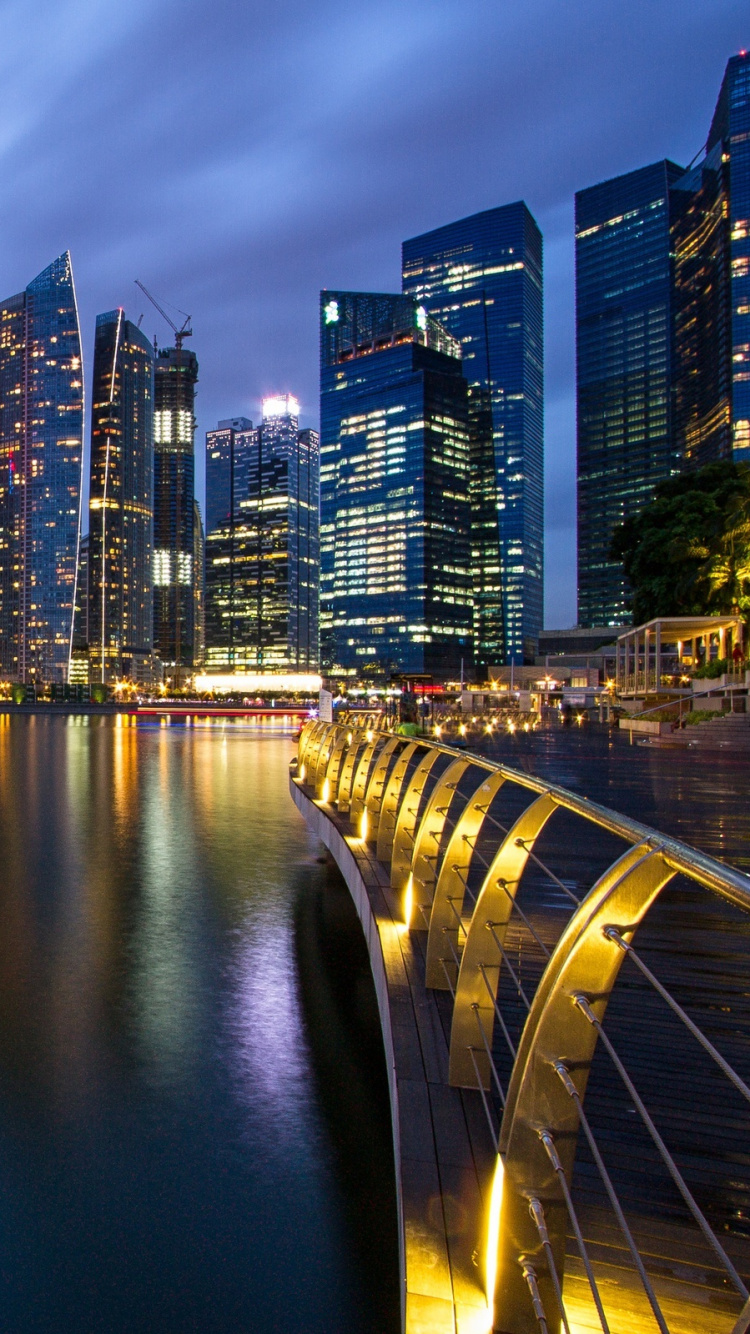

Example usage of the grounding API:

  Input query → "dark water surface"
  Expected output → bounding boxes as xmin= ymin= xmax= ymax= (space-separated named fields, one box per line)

xmin=0 ymin=715 xmax=398 ymax=1334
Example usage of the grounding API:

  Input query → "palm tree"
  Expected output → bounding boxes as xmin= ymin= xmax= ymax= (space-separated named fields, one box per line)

xmin=698 ymin=491 xmax=750 ymax=618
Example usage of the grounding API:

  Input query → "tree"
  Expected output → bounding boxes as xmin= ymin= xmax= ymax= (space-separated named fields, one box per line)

xmin=610 ymin=461 xmax=750 ymax=625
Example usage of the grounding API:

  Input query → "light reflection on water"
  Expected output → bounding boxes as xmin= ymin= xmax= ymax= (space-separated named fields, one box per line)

xmin=0 ymin=716 xmax=398 ymax=1334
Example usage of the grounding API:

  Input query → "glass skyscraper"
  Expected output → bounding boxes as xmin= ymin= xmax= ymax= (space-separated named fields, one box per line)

xmin=205 ymin=398 xmax=319 ymax=672
xmin=319 ymin=291 xmax=472 ymax=678
xmin=672 ymin=52 xmax=750 ymax=468
xmin=152 ymin=345 xmax=198 ymax=673
xmin=576 ymin=54 xmax=750 ymax=628
xmin=402 ymin=203 xmax=543 ymax=666
xmin=205 ymin=417 xmax=252 ymax=537
xmin=88 ymin=310 xmax=154 ymax=684
xmin=0 ymin=252 xmax=84 ymax=683
xmin=575 ymin=161 xmax=684 ymax=627
xmin=193 ymin=499 xmax=205 ymax=669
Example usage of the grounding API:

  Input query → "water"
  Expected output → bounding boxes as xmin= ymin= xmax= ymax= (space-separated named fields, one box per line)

xmin=0 ymin=715 xmax=399 ymax=1334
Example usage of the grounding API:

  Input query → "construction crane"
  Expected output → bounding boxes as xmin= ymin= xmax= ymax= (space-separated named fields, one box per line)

xmin=134 ymin=280 xmax=192 ymax=350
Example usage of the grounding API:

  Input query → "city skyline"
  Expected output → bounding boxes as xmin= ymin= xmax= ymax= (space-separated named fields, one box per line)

xmin=1 ymin=2 xmax=746 ymax=630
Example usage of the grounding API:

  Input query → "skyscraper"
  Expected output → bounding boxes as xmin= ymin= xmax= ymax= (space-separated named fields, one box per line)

xmin=72 ymin=532 xmax=89 ymax=649
xmin=205 ymin=416 xmax=252 ymax=535
xmin=402 ymin=203 xmax=543 ymax=666
xmin=319 ymin=291 xmax=472 ymax=678
xmin=205 ymin=397 xmax=319 ymax=672
xmin=0 ymin=252 xmax=84 ymax=683
xmin=575 ymin=161 xmax=684 ymax=627
xmin=672 ymin=52 xmax=750 ymax=468
xmin=152 ymin=344 xmax=198 ymax=673
xmin=575 ymin=54 xmax=750 ymax=628
xmin=193 ymin=499 xmax=205 ymax=669
xmin=88 ymin=310 xmax=154 ymax=684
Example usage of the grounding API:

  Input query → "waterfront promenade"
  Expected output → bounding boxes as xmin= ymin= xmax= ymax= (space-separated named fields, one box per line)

xmin=293 ymin=719 xmax=750 ymax=1334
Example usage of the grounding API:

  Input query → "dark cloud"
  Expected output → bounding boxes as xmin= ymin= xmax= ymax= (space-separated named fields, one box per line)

xmin=0 ymin=0 xmax=745 ymax=626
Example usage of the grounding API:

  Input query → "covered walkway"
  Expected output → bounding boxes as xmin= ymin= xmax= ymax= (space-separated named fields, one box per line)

xmin=616 ymin=615 xmax=744 ymax=695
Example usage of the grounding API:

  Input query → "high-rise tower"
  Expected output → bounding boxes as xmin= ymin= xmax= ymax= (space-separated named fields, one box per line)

xmin=0 ymin=252 xmax=84 ymax=683
xmin=205 ymin=398 xmax=319 ymax=672
xmin=193 ymin=499 xmax=205 ymax=669
xmin=152 ymin=345 xmax=198 ymax=673
xmin=403 ymin=203 xmax=543 ymax=666
xmin=575 ymin=161 xmax=685 ymax=627
xmin=319 ymin=291 xmax=472 ymax=678
xmin=205 ymin=417 xmax=252 ymax=535
xmin=672 ymin=52 xmax=750 ymax=468
xmin=88 ymin=310 xmax=154 ymax=684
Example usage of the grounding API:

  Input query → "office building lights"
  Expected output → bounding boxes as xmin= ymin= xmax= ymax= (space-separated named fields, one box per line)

xmin=262 ymin=394 xmax=300 ymax=420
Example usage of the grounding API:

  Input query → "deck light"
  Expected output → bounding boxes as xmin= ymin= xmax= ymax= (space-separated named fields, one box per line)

xmin=484 ymin=1154 xmax=505 ymax=1322
xmin=403 ymin=873 xmax=413 ymax=928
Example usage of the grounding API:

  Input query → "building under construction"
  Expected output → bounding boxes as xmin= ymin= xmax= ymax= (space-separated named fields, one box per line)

xmin=152 ymin=343 xmax=198 ymax=674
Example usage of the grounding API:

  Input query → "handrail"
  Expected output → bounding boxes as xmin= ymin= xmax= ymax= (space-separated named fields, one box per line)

xmin=294 ymin=720 xmax=750 ymax=1334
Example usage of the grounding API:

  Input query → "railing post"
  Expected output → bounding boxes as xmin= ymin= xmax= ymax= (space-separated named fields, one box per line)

xmin=376 ymin=743 xmax=421 ymax=863
xmin=449 ymin=792 xmax=558 ymax=1088
xmin=425 ymin=770 xmax=506 ymax=989
xmin=390 ymin=749 xmax=443 ymax=894
xmin=363 ymin=736 xmax=404 ymax=842
xmin=491 ymin=842 xmax=675 ymax=1334
xmin=407 ymin=758 xmax=470 ymax=929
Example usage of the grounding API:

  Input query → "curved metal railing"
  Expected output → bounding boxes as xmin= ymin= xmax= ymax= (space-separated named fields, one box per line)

xmin=297 ymin=719 xmax=750 ymax=1334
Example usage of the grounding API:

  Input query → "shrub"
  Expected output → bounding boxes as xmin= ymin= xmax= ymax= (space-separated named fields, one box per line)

xmin=693 ymin=657 xmax=728 ymax=679
xmin=90 ymin=682 xmax=108 ymax=704
xmin=10 ymin=683 xmax=25 ymax=705
xmin=683 ymin=709 xmax=721 ymax=725
xmin=634 ymin=708 xmax=679 ymax=722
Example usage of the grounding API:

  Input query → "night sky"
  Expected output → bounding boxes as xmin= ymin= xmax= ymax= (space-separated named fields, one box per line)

xmin=1 ymin=0 xmax=746 ymax=627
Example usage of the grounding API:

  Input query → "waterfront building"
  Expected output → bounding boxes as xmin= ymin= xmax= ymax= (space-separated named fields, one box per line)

xmin=0 ymin=252 xmax=84 ymax=683
xmin=204 ymin=417 xmax=253 ymax=666
xmin=193 ymin=500 xmax=205 ymax=669
xmin=672 ymin=52 xmax=750 ymax=468
xmin=88 ymin=310 xmax=154 ymax=684
xmin=205 ymin=397 xmax=319 ymax=672
xmin=205 ymin=416 xmax=252 ymax=535
xmin=402 ymin=203 xmax=543 ymax=667
xmin=319 ymin=290 xmax=472 ymax=678
xmin=152 ymin=345 xmax=198 ymax=674
xmin=575 ymin=161 xmax=685 ymax=627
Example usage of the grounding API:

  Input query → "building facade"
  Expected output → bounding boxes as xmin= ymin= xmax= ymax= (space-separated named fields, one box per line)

xmin=88 ymin=310 xmax=154 ymax=684
xmin=402 ymin=203 xmax=543 ymax=666
xmin=205 ymin=398 xmax=319 ymax=672
xmin=575 ymin=161 xmax=685 ymax=627
xmin=319 ymin=291 xmax=472 ymax=679
xmin=152 ymin=345 xmax=198 ymax=675
xmin=193 ymin=499 xmax=205 ymax=669
xmin=0 ymin=252 xmax=84 ymax=683
xmin=672 ymin=52 xmax=750 ymax=469
xmin=205 ymin=416 xmax=252 ymax=536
